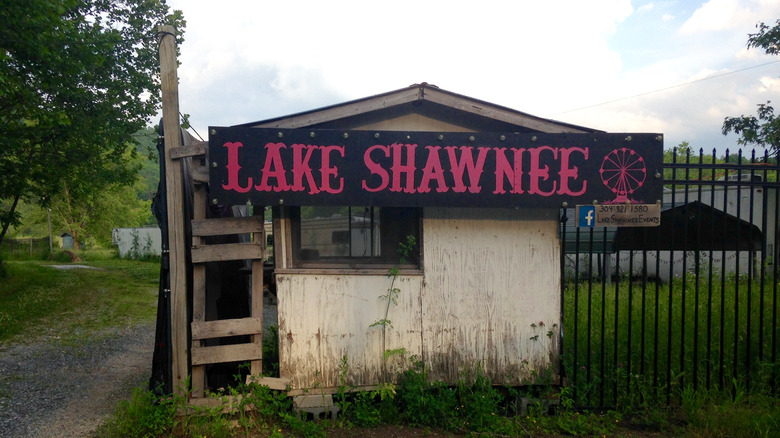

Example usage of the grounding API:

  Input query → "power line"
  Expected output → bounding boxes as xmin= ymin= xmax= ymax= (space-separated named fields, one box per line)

xmin=554 ymin=60 xmax=780 ymax=115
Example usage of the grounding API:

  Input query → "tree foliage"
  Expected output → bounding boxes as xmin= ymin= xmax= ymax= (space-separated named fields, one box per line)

xmin=49 ymin=147 xmax=153 ymax=249
xmin=722 ymin=19 xmax=780 ymax=155
xmin=0 ymin=0 xmax=183 ymax=248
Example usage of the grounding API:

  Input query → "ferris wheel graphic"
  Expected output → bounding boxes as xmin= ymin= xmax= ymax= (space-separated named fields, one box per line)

xmin=599 ymin=148 xmax=647 ymax=204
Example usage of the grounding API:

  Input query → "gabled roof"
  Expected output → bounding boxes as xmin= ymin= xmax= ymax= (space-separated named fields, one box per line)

xmin=238 ymin=83 xmax=601 ymax=134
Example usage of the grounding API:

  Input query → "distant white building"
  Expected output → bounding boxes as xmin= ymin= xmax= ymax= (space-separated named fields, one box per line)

xmin=112 ymin=227 xmax=162 ymax=258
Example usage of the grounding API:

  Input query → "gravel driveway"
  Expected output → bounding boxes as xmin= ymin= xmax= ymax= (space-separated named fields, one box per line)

xmin=0 ymin=323 xmax=155 ymax=438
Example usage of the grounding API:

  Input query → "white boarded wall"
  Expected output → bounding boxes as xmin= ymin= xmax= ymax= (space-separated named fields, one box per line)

xmin=276 ymin=207 xmax=561 ymax=389
xmin=277 ymin=274 xmax=424 ymax=389
xmin=421 ymin=207 xmax=561 ymax=385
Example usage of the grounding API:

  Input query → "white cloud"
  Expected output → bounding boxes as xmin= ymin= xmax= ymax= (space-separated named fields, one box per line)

xmin=637 ymin=3 xmax=655 ymax=14
xmin=164 ymin=0 xmax=779 ymax=155
xmin=680 ymin=0 xmax=750 ymax=33
xmin=679 ymin=0 xmax=780 ymax=34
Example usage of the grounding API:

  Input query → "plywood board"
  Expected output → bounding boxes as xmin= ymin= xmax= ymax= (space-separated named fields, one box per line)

xmin=191 ymin=243 xmax=264 ymax=263
xmin=191 ymin=317 xmax=262 ymax=340
xmin=276 ymin=274 xmax=424 ymax=389
xmin=191 ymin=216 xmax=264 ymax=237
xmin=421 ymin=207 xmax=561 ymax=385
xmin=191 ymin=343 xmax=263 ymax=366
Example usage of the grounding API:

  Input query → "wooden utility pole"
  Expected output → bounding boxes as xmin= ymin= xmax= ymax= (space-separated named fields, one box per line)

xmin=157 ymin=25 xmax=189 ymax=397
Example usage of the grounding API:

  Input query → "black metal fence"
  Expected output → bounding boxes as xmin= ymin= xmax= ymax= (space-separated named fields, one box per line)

xmin=561 ymin=148 xmax=779 ymax=408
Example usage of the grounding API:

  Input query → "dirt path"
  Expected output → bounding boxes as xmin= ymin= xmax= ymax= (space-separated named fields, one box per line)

xmin=0 ymin=323 xmax=155 ymax=438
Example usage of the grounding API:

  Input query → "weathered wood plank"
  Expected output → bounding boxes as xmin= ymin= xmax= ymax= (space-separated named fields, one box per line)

xmin=191 ymin=317 xmax=262 ymax=340
xmin=170 ymin=141 xmax=206 ymax=159
xmin=191 ymin=243 xmax=263 ymax=263
xmin=157 ymin=24 xmax=188 ymax=397
xmin=191 ymin=343 xmax=263 ymax=366
xmin=245 ymin=376 xmax=291 ymax=390
xmin=191 ymin=170 xmax=208 ymax=398
xmin=191 ymin=264 xmax=207 ymax=398
xmin=191 ymin=216 xmax=264 ymax=237
xmin=250 ymin=259 xmax=264 ymax=376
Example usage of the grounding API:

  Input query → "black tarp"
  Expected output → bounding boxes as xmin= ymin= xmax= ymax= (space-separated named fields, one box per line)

xmin=149 ymin=121 xmax=195 ymax=395
xmin=614 ymin=201 xmax=762 ymax=252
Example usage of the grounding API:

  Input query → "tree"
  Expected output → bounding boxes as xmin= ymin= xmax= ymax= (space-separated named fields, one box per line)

xmin=48 ymin=147 xmax=153 ymax=249
xmin=0 ymin=1 xmax=184 ymax=251
xmin=722 ymin=19 xmax=780 ymax=156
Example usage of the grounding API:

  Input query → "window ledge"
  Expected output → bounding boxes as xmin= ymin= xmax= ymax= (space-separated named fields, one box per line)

xmin=274 ymin=268 xmax=423 ymax=276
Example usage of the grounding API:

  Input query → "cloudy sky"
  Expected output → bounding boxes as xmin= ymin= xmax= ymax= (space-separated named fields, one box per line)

xmin=166 ymin=0 xmax=780 ymax=155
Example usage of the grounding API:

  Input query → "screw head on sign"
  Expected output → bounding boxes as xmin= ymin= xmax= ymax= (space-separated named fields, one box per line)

xmin=499 ymin=135 xmax=506 ymax=141
xmin=277 ymin=132 xmax=283 ymax=138
xmin=531 ymin=136 xmax=537 ymax=142
xmin=561 ymin=202 xmax=568 ymax=208
xmin=211 ymin=161 xmax=218 ymax=168
xmin=625 ymin=136 xmax=632 ymax=142
xmin=211 ymin=198 xmax=218 ymax=205
xmin=210 ymin=129 xmax=216 ymax=135
xmin=656 ymin=135 xmax=663 ymax=142
xmin=374 ymin=133 xmax=380 ymax=139
xmin=343 ymin=132 xmax=349 ymax=139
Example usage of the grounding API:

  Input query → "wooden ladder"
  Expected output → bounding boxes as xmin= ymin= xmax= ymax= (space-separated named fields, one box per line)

xmin=176 ymin=137 xmax=269 ymax=399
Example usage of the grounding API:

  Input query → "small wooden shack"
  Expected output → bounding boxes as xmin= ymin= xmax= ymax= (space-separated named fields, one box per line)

xmin=155 ymin=26 xmax=663 ymax=402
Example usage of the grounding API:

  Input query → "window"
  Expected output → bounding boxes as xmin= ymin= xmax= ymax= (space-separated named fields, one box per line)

xmin=290 ymin=206 xmax=420 ymax=268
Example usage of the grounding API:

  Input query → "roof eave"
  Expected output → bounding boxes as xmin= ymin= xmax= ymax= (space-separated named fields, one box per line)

xmin=237 ymin=83 xmax=600 ymax=134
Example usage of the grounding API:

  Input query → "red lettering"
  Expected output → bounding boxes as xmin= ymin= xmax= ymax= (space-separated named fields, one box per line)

xmin=319 ymin=145 xmax=344 ymax=193
xmin=528 ymin=146 xmax=557 ymax=196
xmin=290 ymin=144 xmax=320 ymax=194
xmin=390 ymin=143 xmax=417 ymax=193
xmin=362 ymin=145 xmax=390 ymax=192
xmin=493 ymin=147 xmax=524 ymax=194
xmin=418 ymin=146 xmax=448 ymax=193
xmin=255 ymin=142 xmax=290 ymax=192
xmin=557 ymin=147 xmax=588 ymax=196
xmin=222 ymin=142 xmax=253 ymax=193
xmin=446 ymin=146 xmax=488 ymax=193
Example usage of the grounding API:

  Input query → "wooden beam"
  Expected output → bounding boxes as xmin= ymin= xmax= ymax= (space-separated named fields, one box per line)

xmin=192 ymin=216 xmax=265 ymax=237
xmin=157 ymin=24 xmax=188 ymax=397
xmin=191 ymin=243 xmax=264 ymax=263
xmin=191 ymin=317 xmax=262 ymax=340
xmin=250 ymin=259 xmax=264 ymax=376
xmin=170 ymin=141 xmax=207 ymax=159
xmin=191 ymin=343 xmax=263 ymax=366
xmin=246 ymin=376 xmax=291 ymax=391
xmin=191 ymin=179 xmax=208 ymax=398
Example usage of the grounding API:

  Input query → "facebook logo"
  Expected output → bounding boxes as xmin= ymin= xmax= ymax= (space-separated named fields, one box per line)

xmin=578 ymin=206 xmax=596 ymax=227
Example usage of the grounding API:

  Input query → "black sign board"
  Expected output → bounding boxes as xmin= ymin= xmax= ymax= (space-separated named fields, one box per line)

xmin=208 ymin=127 xmax=663 ymax=208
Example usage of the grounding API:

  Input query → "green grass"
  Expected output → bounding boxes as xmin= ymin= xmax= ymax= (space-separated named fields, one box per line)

xmin=0 ymin=255 xmax=159 ymax=344
xmin=563 ymin=274 xmax=780 ymax=407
